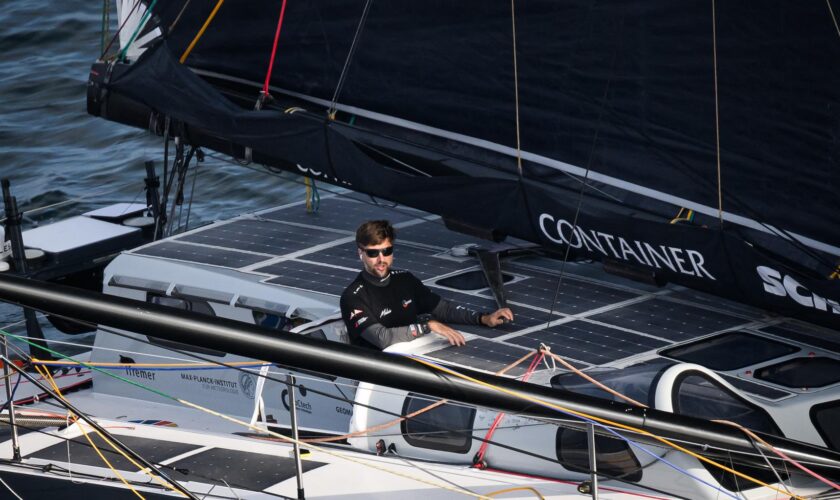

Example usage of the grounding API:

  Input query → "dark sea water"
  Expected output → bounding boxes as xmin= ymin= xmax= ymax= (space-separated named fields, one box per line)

xmin=0 ymin=1 xmax=301 ymax=342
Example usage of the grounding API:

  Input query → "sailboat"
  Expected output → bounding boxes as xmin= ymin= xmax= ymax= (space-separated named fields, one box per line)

xmin=0 ymin=0 xmax=838 ymax=497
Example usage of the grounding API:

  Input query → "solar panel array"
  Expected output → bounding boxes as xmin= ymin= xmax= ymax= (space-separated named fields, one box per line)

xmin=131 ymin=194 xmax=766 ymax=374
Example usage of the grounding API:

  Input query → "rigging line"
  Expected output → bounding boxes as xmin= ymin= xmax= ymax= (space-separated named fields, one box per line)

xmin=828 ymin=0 xmax=840 ymax=39
xmin=183 ymin=159 xmax=200 ymax=233
xmin=328 ymin=0 xmax=373 ymax=117
xmin=168 ymin=0 xmax=194 ymax=33
xmin=511 ymin=0 xmax=523 ymax=177
xmin=407 ymin=354 xmax=803 ymax=500
xmin=118 ymin=0 xmax=159 ymax=62
xmin=542 ymin=16 xmax=622 ymax=326
xmin=179 ymin=0 xmax=226 ymax=64
xmin=541 ymin=348 xmax=647 ymax=408
xmin=100 ymin=0 xmax=111 ymax=56
xmin=15 ymin=337 xmax=486 ymax=498
xmin=35 ymin=366 xmax=148 ymax=499
xmin=262 ymin=0 xmax=289 ymax=95
xmin=101 ymin=0 xmax=142 ymax=60
xmin=4 ymin=328 xmax=566 ymax=469
xmin=713 ymin=419 xmax=840 ymax=492
xmin=0 ymin=474 xmax=22 ymax=500
xmin=711 ymin=0 xmax=724 ymax=227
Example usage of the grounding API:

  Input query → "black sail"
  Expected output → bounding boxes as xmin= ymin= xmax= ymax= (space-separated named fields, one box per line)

xmin=89 ymin=0 xmax=840 ymax=328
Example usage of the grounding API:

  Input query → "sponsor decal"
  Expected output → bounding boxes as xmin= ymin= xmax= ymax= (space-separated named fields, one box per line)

xmin=336 ymin=406 xmax=352 ymax=415
xmin=539 ymin=213 xmax=716 ymax=281
xmin=349 ymin=309 xmax=363 ymax=319
xmin=282 ymin=386 xmax=312 ymax=414
xmin=124 ymin=366 xmax=156 ymax=381
xmin=757 ymin=266 xmax=840 ymax=315
xmin=380 ymin=308 xmax=392 ymax=318
xmin=239 ymin=372 xmax=257 ymax=399
xmin=354 ymin=316 xmax=368 ymax=328
xmin=402 ymin=299 xmax=413 ymax=308
xmin=180 ymin=373 xmax=239 ymax=395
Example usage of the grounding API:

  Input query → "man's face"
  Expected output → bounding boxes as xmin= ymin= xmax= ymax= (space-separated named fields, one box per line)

xmin=359 ymin=238 xmax=394 ymax=279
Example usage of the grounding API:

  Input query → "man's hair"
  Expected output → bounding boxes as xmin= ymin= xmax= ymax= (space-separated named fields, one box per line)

xmin=356 ymin=220 xmax=395 ymax=247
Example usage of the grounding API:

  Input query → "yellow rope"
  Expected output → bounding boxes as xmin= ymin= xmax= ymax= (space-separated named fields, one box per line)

xmin=36 ymin=365 xmax=146 ymax=498
xmin=305 ymin=177 xmax=313 ymax=212
xmin=38 ymin=366 xmax=186 ymax=498
xmin=408 ymin=357 xmax=804 ymax=500
xmin=487 ymin=485 xmax=545 ymax=499
xmin=175 ymin=399 xmax=490 ymax=498
xmin=179 ymin=0 xmax=225 ymax=63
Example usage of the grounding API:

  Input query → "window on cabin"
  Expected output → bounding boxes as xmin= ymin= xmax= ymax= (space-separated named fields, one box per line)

xmin=145 ymin=294 xmax=225 ymax=357
xmin=401 ymin=394 xmax=475 ymax=454
xmin=673 ymin=373 xmax=780 ymax=435
xmin=811 ymin=400 xmax=840 ymax=451
xmin=555 ymin=427 xmax=642 ymax=482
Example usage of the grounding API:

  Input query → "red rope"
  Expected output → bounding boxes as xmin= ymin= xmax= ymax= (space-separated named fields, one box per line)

xmin=262 ymin=0 xmax=289 ymax=95
xmin=473 ymin=352 xmax=544 ymax=468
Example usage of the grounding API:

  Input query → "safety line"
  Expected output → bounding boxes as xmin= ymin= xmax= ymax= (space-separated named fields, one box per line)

xmin=36 ymin=366 xmax=148 ymax=499
xmin=4 ymin=332 xmax=495 ymax=499
xmin=407 ymin=354 xmax=803 ymax=500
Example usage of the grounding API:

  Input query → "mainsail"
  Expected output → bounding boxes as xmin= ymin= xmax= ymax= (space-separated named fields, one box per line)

xmin=88 ymin=0 xmax=840 ymax=328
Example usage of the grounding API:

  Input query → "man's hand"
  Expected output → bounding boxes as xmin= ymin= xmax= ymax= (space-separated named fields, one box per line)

xmin=428 ymin=320 xmax=466 ymax=346
xmin=480 ymin=308 xmax=514 ymax=327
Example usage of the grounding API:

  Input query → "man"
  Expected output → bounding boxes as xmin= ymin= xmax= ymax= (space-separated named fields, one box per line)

xmin=340 ymin=220 xmax=514 ymax=350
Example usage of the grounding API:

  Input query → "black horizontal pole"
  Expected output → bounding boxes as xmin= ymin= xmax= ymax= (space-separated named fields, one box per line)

xmin=0 ymin=274 xmax=837 ymax=478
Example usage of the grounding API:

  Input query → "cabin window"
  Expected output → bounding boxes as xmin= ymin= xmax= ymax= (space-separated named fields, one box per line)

xmin=555 ymin=427 xmax=642 ymax=482
xmin=810 ymin=400 xmax=840 ymax=451
xmin=673 ymin=372 xmax=786 ymax=492
xmin=754 ymin=357 xmax=840 ymax=389
xmin=661 ymin=332 xmax=798 ymax=370
xmin=146 ymin=294 xmax=225 ymax=357
xmin=673 ymin=372 xmax=780 ymax=435
xmin=401 ymin=394 xmax=475 ymax=454
xmin=253 ymin=311 xmax=293 ymax=331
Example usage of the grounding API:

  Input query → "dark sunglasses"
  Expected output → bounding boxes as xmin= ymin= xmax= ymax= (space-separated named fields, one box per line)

xmin=360 ymin=246 xmax=394 ymax=258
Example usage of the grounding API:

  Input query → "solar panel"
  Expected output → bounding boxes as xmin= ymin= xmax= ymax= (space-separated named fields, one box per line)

xmin=482 ymin=272 xmax=640 ymax=314
xmin=588 ymin=298 xmax=747 ymax=342
xmin=259 ymin=260 xmax=359 ymax=296
xmin=169 ymin=448 xmax=325 ymax=490
xmin=426 ymin=339 xmax=535 ymax=377
xmin=134 ymin=241 xmax=268 ymax=268
xmin=177 ymin=219 xmax=340 ymax=255
xmin=760 ymin=323 xmax=840 ymax=354
xmin=431 ymin=287 xmax=552 ymax=338
xmin=28 ymin=435 xmax=199 ymax=470
xmin=397 ymin=221 xmax=488 ymax=250
xmin=505 ymin=320 xmax=667 ymax=365
xmin=306 ymin=243 xmax=471 ymax=281
xmin=261 ymin=197 xmax=420 ymax=231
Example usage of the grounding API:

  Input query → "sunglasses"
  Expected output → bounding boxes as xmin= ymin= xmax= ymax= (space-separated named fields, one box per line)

xmin=360 ymin=246 xmax=394 ymax=258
